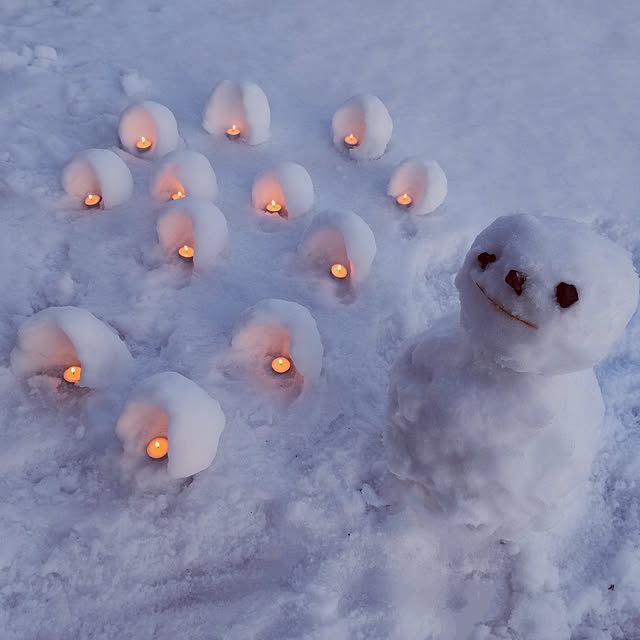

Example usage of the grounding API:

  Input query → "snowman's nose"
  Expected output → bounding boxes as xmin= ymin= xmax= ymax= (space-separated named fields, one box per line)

xmin=505 ymin=270 xmax=527 ymax=295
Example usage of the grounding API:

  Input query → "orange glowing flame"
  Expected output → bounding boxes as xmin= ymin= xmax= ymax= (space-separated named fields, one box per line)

xmin=344 ymin=133 xmax=359 ymax=148
xmin=266 ymin=199 xmax=282 ymax=214
xmin=146 ymin=437 xmax=168 ymax=459
xmin=84 ymin=193 xmax=102 ymax=207
xmin=396 ymin=193 xmax=413 ymax=206
xmin=330 ymin=263 xmax=348 ymax=279
xmin=63 ymin=365 xmax=81 ymax=384
xmin=271 ymin=356 xmax=291 ymax=374
xmin=178 ymin=244 xmax=194 ymax=259
xmin=135 ymin=136 xmax=152 ymax=150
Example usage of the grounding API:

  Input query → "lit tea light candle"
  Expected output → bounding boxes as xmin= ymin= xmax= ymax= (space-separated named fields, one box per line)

xmin=330 ymin=263 xmax=348 ymax=280
xmin=265 ymin=199 xmax=283 ymax=215
xmin=63 ymin=365 xmax=81 ymax=384
xmin=271 ymin=356 xmax=291 ymax=374
xmin=396 ymin=193 xmax=413 ymax=208
xmin=135 ymin=136 xmax=152 ymax=152
xmin=178 ymin=244 xmax=194 ymax=261
xmin=343 ymin=133 xmax=359 ymax=149
xmin=84 ymin=193 xmax=102 ymax=209
xmin=226 ymin=124 xmax=241 ymax=140
xmin=146 ymin=436 xmax=168 ymax=460
xmin=171 ymin=189 xmax=186 ymax=201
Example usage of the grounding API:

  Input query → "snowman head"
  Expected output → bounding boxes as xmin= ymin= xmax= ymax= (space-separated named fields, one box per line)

xmin=455 ymin=214 xmax=638 ymax=375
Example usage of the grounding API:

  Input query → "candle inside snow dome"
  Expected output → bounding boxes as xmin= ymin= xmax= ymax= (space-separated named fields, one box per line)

xmin=146 ymin=436 xmax=168 ymax=459
xmin=63 ymin=365 xmax=81 ymax=384
xmin=178 ymin=244 xmax=194 ymax=261
xmin=135 ymin=136 xmax=153 ymax=152
xmin=395 ymin=193 xmax=413 ymax=208
xmin=84 ymin=193 xmax=102 ymax=209
xmin=226 ymin=124 xmax=241 ymax=140
xmin=330 ymin=263 xmax=348 ymax=280
xmin=271 ymin=356 xmax=291 ymax=374
xmin=343 ymin=133 xmax=359 ymax=149
xmin=265 ymin=199 xmax=283 ymax=215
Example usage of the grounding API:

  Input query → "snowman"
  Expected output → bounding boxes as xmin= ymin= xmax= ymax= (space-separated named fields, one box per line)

xmin=386 ymin=214 xmax=638 ymax=539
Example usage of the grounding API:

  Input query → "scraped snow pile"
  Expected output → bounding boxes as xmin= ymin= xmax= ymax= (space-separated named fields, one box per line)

xmin=118 ymin=100 xmax=180 ymax=159
xmin=116 ymin=371 xmax=225 ymax=478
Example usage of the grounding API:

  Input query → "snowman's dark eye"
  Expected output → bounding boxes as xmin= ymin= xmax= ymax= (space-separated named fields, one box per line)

xmin=477 ymin=252 xmax=497 ymax=270
xmin=555 ymin=282 xmax=579 ymax=308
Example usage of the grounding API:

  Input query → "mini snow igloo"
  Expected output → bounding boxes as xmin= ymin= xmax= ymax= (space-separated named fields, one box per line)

xmin=202 ymin=80 xmax=271 ymax=145
xmin=150 ymin=150 xmax=218 ymax=203
xmin=251 ymin=162 xmax=314 ymax=220
xmin=387 ymin=158 xmax=448 ymax=215
xmin=10 ymin=306 xmax=133 ymax=390
xmin=115 ymin=372 xmax=225 ymax=479
xmin=299 ymin=210 xmax=377 ymax=286
xmin=62 ymin=148 xmax=133 ymax=210
xmin=231 ymin=299 xmax=323 ymax=391
xmin=331 ymin=94 xmax=393 ymax=160
xmin=157 ymin=198 xmax=228 ymax=269
xmin=118 ymin=100 xmax=179 ymax=160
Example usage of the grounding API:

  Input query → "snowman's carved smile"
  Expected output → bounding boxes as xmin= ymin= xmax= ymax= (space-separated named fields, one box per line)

xmin=475 ymin=282 xmax=538 ymax=330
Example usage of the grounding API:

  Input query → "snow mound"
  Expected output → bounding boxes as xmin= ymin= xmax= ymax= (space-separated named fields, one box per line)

xmin=251 ymin=161 xmax=314 ymax=220
xmin=10 ymin=306 xmax=133 ymax=390
xmin=202 ymin=80 xmax=271 ymax=146
xmin=298 ymin=210 xmax=377 ymax=285
xmin=456 ymin=214 xmax=639 ymax=375
xmin=387 ymin=158 xmax=447 ymax=215
xmin=331 ymin=94 xmax=392 ymax=160
xmin=62 ymin=148 xmax=133 ymax=209
xmin=150 ymin=150 xmax=217 ymax=203
xmin=157 ymin=197 xmax=228 ymax=271
xmin=115 ymin=371 xmax=225 ymax=479
xmin=118 ymin=100 xmax=179 ymax=159
xmin=231 ymin=299 xmax=323 ymax=387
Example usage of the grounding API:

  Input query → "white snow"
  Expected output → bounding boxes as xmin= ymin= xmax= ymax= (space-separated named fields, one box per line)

xmin=118 ymin=100 xmax=179 ymax=159
xmin=387 ymin=157 xmax=448 ymax=215
xmin=62 ymin=148 xmax=133 ymax=209
xmin=10 ymin=306 xmax=133 ymax=390
xmin=150 ymin=149 xmax=217 ymax=203
xmin=115 ymin=371 xmax=225 ymax=479
xmin=299 ymin=209 xmax=377 ymax=285
xmin=231 ymin=298 xmax=323 ymax=387
xmin=202 ymin=79 xmax=271 ymax=145
xmin=332 ymin=94 xmax=393 ymax=160
xmin=156 ymin=197 xmax=228 ymax=271
xmin=251 ymin=161 xmax=314 ymax=220
xmin=3 ymin=2 xmax=640 ymax=638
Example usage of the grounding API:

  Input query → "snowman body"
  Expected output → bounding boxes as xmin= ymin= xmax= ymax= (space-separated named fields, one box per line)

xmin=387 ymin=214 xmax=638 ymax=537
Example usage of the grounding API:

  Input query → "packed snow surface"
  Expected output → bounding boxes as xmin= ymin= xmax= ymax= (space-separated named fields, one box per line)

xmin=118 ymin=100 xmax=180 ymax=160
xmin=252 ymin=161 xmax=314 ymax=220
xmin=387 ymin=157 xmax=448 ymax=215
xmin=2 ymin=1 xmax=640 ymax=639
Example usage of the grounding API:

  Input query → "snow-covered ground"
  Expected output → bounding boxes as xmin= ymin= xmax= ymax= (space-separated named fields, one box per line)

xmin=1 ymin=1 xmax=639 ymax=638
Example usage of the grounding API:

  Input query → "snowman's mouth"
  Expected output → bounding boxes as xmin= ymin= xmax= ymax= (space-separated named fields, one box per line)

xmin=475 ymin=283 xmax=538 ymax=330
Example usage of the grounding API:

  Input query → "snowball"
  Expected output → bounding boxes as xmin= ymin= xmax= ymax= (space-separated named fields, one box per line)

xmin=331 ymin=94 xmax=392 ymax=160
xmin=455 ymin=214 xmax=639 ymax=375
xmin=10 ymin=306 xmax=133 ymax=390
xmin=232 ymin=299 xmax=323 ymax=386
xmin=202 ymin=80 xmax=271 ymax=146
xmin=387 ymin=158 xmax=447 ymax=215
xmin=118 ymin=101 xmax=179 ymax=159
xmin=62 ymin=148 xmax=133 ymax=209
xmin=150 ymin=150 xmax=217 ymax=203
xmin=115 ymin=371 xmax=225 ymax=479
xmin=157 ymin=197 xmax=228 ymax=271
xmin=251 ymin=161 xmax=314 ymax=220
xmin=386 ymin=322 xmax=604 ymax=537
xmin=298 ymin=210 xmax=377 ymax=285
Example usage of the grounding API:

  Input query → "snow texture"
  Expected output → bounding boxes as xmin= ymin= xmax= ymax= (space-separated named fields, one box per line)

xmin=10 ymin=306 xmax=133 ymax=390
xmin=150 ymin=149 xmax=217 ymax=203
xmin=118 ymin=100 xmax=179 ymax=159
xmin=457 ymin=214 xmax=639 ymax=375
xmin=115 ymin=371 xmax=225 ymax=479
xmin=157 ymin=197 xmax=228 ymax=271
xmin=387 ymin=157 xmax=448 ymax=215
xmin=251 ymin=161 xmax=314 ymax=220
xmin=299 ymin=209 xmax=377 ymax=285
xmin=202 ymin=79 xmax=270 ymax=145
xmin=62 ymin=148 xmax=133 ymax=209
xmin=332 ymin=94 xmax=393 ymax=160
xmin=231 ymin=299 xmax=323 ymax=386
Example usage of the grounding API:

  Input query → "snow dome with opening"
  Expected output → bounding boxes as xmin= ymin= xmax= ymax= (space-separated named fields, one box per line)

xmin=150 ymin=150 xmax=218 ymax=203
xmin=118 ymin=100 xmax=179 ymax=159
xmin=332 ymin=94 xmax=392 ymax=160
xmin=157 ymin=197 xmax=228 ymax=269
xmin=231 ymin=299 xmax=323 ymax=389
xmin=387 ymin=158 xmax=447 ymax=215
xmin=298 ymin=210 xmax=377 ymax=285
xmin=202 ymin=80 xmax=271 ymax=146
xmin=10 ymin=306 xmax=133 ymax=390
xmin=251 ymin=162 xmax=314 ymax=220
xmin=115 ymin=372 xmax=225 ymax=479
xmin=62 ymin=148 xmax=133 ymax=210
